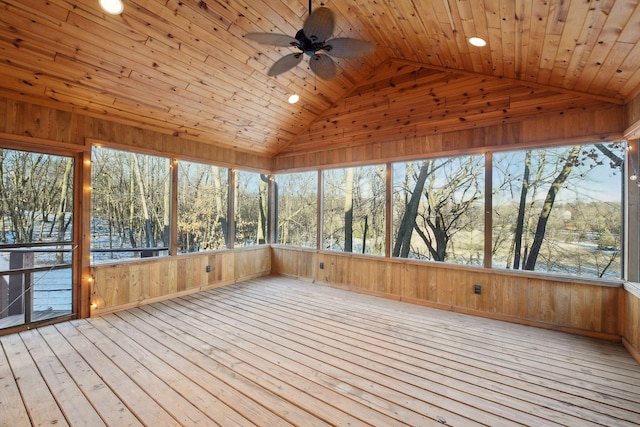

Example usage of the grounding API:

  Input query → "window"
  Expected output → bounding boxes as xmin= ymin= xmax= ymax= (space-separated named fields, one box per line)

xmin=275 ymin=171 xmax=317 ymax=247
xmin=392 ymin=155 xmax=485 ymax=265
xmin=235 ymin=170 xmax=268 ymax=246
xmin=323 ymin=166 xmax=386 ymax=255
xmin=91 ymin=146 xmax=170 ymax=262
xmin=492 ymin=143 xmax=625 ymax=278
xmin=88 ymin=139 xmax=628 ymax=281
xmin=0 ymin=149 xmax=74 ymax=245
xmin=0 ymin=147 xmax=75 ymax=328
xmin=177 ymin=160 xmax=229 ymax=253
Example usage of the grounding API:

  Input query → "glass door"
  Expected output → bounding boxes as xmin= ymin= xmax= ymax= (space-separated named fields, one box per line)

xmin=0 ymin=148 xmax=75 ymax=330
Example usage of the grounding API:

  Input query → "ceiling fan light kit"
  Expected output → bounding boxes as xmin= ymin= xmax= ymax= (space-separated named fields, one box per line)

xmin=246 ymin=5 xmax=374 ymax=80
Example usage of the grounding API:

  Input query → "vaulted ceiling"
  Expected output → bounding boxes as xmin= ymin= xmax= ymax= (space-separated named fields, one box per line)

xmin=1 ymin=0 xmax=639 ymax=156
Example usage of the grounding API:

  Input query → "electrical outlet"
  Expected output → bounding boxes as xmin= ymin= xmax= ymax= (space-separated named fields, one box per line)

xmin=473 ymin=284 xmax=482 ymax=294
xmin=206 ymin=265 xmax=211 ymax=273
xmin=319 ymin=262 xmax=324 ymax=269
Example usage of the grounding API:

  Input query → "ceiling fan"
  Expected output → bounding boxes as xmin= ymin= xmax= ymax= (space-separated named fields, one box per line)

xmin=245 ymin=2 xmax=375 ymax=80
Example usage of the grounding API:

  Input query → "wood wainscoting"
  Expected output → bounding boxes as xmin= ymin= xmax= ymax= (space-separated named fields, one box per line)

xmin=91 ymin=246 xmax=271 ymax=315
xmin=271 ymin=246 xmax=623 ymax=341
xmin=625 ymin=283 xmax=640 ymax=363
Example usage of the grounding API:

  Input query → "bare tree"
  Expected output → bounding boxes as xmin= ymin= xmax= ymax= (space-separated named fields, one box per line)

xmin=0 ymin=149 xmax=74 ymax=251
xmin=258 ymin=174 xmax=269 ymax=244
xmin=54 ymin=158 xmax=73 ymax=262
xmin=234 ymin=170 xmax=265 ymax=246
xmin=215 ymin=168 xmax=229 ymax=247
xmin=393 ymin=161 xmax=432 ymax=258
xmin=523 ymin=146 xmax=581 ymax=270
xmin=323 ymin=166 xmax=385 ymax=254
xmin=91 ymin=147 xmax=170 ymax=260
xmin=393 ymin=157 xmax=483 ymax=262
xmin=494 ymin=142 xmax=625 ymax=277
xmin=0 ymin=150 xmax=8 ymax=243
xmin=276 ymin=172 xmax=317 ymax=247
xmin=512 ymin=151 xmax=531 ymax=269
xmin=344 ymin=167 xmax=354 ymax=252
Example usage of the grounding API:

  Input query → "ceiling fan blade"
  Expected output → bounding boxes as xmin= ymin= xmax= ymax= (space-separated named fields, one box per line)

xmin=309 ymin=54 xmax=337 ymax=80
xmin=324 ymin=38 xmax=375 ymax=58
xmin=268 ymin=53 xmax=303 ymax=76
xmin=245 ymin=33 xmax=297 ymax=47
xmin=303 ymin=7 xmax=335 ymax=43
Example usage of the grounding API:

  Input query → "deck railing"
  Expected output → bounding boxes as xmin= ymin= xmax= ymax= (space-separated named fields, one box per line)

xmin=0 ymin=243 xmax=167 ymax=327
xmin=0 ymin=242 xmax=74 ymax=325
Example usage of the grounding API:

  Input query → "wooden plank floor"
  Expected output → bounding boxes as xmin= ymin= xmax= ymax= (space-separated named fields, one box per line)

xmin=1 ymin=276 xmax=640 ymax=427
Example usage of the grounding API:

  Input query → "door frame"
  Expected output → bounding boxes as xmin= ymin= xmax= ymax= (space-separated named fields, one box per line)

xmin=0 ymin=135 xmax=90 ymax=334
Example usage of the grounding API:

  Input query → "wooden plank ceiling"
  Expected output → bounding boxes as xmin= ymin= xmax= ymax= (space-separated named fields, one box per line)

xmin=0 ymin=0 xmax=638 ymax=156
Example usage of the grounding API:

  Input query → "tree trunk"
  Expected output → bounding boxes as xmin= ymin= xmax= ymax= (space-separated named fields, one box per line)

xmin=512 ymin=151 xmax=532 ymax=269
xmin=132 ymin=153 xmax=155 ymax=247
xmin=344 ymin=168 xmax=354 ymax=252
xmin=433 ymin=215 xmax=448 ymax=261
xmin=128 ymin=160 xmax=137 ymax=248
xmin=598 ymin=250 xmax=619 ymax=278
xmin=362 ymin=215 xmax=368 ymax=254
xmin=258 ymin=174 xmax=268 ymax=244
xmin=393 ymin=162 xmax=430 ymax=258
xmin=163 ymin=160 xmax=171 ymax=247
xmin=55 ymin=158 xmax=73 ymax=263
xmin=524 ymin=145 xmax=581 ymax=270
xmin=594 ymin=143 xmax=623 ymax=168
xmin=214 ymin=169 xmax=228 ymax=247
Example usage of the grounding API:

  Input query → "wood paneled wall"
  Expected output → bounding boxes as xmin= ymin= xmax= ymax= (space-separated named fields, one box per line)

xmin=0 ymin=94 xmax=273 ymax=319
xmin=0 ymin=96 xmax=82 ymax=145
xmin=625 ymin=283 xmax=640 ymax=363
xmin=271 ymin=246 xmax=623 ymax=340
xmin=0 ymin=93 xmax=624 ymax=174
xmin=276 ymin=61 xmax=625 ymax=157
xmin=91 ymin=246 xmax=270 ymax=315
xmin=625 ymin=92 xmax=640 ymax=138
xmin=274 ymin=104 xmax=623 ymax=171
xmin=0 ymin=91 xmax=635 ymax=348
xmin=0 ymin=96 xmax=273 ymax=171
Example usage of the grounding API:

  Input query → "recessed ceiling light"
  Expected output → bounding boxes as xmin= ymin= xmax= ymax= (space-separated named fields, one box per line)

xmin=469 ymin=37 xmax=487 ymax=47
xmin=288 ymin=94 xmax=300 ymax=104
xmin=99 ymin=0 xmax=124 ymax=15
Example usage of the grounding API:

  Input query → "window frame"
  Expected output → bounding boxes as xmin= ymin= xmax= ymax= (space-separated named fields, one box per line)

xmin=90 ymin=144 xmax=172 ymax=264
xmin=85 ymin=137 xmax=636 ymax=282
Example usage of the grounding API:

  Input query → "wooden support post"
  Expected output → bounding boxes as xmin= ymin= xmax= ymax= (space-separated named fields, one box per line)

xmin=8 ymin=251 xmax=33 ymax=316
xmin=0 ymin=275 xmax=9 ymax=319
xmin=268 ymin=174 xmax=276 ymax=244
xmin=317 ymin=170 xmax=323 ymax=250
xmin=228 ymin=168 xmax=236 ymax=249
xmin=24 ymin=271 xmax=32 ymax=323
xmin=484 ymin=152 xmax=493 ymax=269
xmin=627 ymin=139 xmax=639 ymax=281
xmin=385 ymin=163 xmax=392 ymax=258
xmin=170 ymin=158 xmax=179 ymax=256
xmin=77 ymin=148 xmax=93 ymax=319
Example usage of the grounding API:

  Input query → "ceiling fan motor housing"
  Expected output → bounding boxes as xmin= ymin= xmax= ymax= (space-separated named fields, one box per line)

xmin=295 ymin=29 xmax=327 ymax=56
